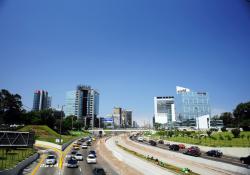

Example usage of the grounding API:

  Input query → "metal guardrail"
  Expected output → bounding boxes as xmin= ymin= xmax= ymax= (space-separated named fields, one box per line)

xmin=0 ymin=153 xmax=39 ymax=175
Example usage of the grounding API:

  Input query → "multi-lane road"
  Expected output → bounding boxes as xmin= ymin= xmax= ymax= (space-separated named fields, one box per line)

xmin=129 ymin=135 xmax=247 ymax=168
xmin=20 ymin=138 xmax=117 ymax=175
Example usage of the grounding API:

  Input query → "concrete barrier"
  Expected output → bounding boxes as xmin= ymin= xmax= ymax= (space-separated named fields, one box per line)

xmin=62 ymin=138 xmax=79 ymax=151
xmin=0 ymin=153 xmax=39 ymax=175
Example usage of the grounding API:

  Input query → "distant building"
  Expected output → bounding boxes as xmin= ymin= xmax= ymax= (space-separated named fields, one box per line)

xmin=122 ymin=110 xmax=132 ymax=128
xmin=65 ymin=85 xmax=99 ymax=128
xmin=112 ymin=107 xmax=122 ymax=128
xmin=154 ymin=96 xmax=176 ymax=126
xmin=32 ymin=90 xmax=51 ymax=111
xmin=176 ymin=86 xmax=211 ymax=123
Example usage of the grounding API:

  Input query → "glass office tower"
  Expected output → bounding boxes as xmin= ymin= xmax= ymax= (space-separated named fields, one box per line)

xmin=176 ymin=86 xmax=211 ymax=123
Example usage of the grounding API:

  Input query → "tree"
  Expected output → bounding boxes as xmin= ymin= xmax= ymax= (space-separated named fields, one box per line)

xmin=231 ymin=128 xmax=241 ymax=138
xmin=233 ymin=101 xmax=250 ymax=128
xmin=219 ymin=112 xmax=235 ymax=127
xmin=154 ymin=123 xmax=161 ymax=130
xmin=206 ymin=130 xmax=213 ymax=137
xmin=0 ymin=89 xmax=23 ymax=124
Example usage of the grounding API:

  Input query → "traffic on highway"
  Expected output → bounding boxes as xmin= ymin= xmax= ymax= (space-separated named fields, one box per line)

xmin=130 ymin=134 xmax=249 ymax=168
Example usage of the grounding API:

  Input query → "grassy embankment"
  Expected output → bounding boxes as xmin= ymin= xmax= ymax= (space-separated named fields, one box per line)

xmin=18 ymin=125 xmax=87 ymax=144
xmin=145 ymin=131 xmax=250 ymax=147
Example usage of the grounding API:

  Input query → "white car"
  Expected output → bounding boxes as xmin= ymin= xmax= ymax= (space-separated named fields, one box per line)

xmin=81 ymin=143 xmax=88 ymax=149
xmin=137 ymin=137 xmax=144 ymax=142
xmin=74 ymin=153 xmax=83 ymax=161
xmin=86 ymin=154 xmax=96 ymax=164
xmin=45 ymin=155 xmax=57 ymax=165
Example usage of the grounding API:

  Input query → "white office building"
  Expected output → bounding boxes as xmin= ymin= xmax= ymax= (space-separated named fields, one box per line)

xmin=154 ymin=96 xmax=176 ymax=125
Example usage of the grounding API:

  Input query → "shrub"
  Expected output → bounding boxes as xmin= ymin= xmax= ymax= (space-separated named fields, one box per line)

xmin=206 ymin=130 xmax=213 ymax=137
xmin=241 ymin=134 xmax=245 ymax=139
xmin=226 ymin=135 xmax=232 ymax=141
xmin=219 ymin=135 xmax=224 ymax=140
xmin=221 ymin=127 xmax=227 ymax=132
xmin=231 ymin=128 xmax=241 ymax=138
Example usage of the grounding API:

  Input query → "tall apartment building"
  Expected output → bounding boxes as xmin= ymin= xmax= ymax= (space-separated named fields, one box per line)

xmin=65 ymin=85 xmax=99 ymax=127
xmin=32 ymin=90 xmax=51 ymax=111
xmin=176 ymin=86 xmax=211 ymax=122
xmin=154 ymin=96 xmax=176 ymax=125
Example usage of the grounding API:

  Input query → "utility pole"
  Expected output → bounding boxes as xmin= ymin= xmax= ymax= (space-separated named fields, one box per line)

xmin=60 ymin=105 xmax=65 ymax=144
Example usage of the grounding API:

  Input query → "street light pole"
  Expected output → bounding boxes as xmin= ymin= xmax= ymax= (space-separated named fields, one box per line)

xmin=59 ymin=105 xmax=65 ymax=144
xmin=195 ymin=107 xmax=199 ymax=130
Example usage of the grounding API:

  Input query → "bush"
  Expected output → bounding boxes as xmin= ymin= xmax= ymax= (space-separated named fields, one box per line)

xmin=231 ymin=128 xmax=241 ymax=138
xmin=219 ymin=135 xmax=224 ymax=140
xmin=226 ymin=135 xmax=232 ymax=141
xmin=221 ymin=127 xmax=227 ymax=132
xmin=206 ymin=130 xmax=213 ymax=137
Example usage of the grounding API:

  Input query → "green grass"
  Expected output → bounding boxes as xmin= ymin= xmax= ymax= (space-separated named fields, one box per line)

xmin=69 ymin=130 xmax=90 ymax=137
xmin=146 ymin=131 xmax=250 ymax=147
xmin=117 ymin=144 xmax=199 ymax=175
xmin=0 ymin=148 xmax=35 ymax=170
xmin=18 ymin=125 xmax=77 ymax=144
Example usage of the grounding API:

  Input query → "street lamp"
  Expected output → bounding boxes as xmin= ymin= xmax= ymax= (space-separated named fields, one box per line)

xmin=195 ymin=107 xmax=199 ymax=130
xmin=59 ymin=105 xmax=65 ymax=144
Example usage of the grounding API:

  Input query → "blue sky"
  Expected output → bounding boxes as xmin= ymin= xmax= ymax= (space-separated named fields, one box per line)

xmin=0 ymin=0 xmax=250 ymax=124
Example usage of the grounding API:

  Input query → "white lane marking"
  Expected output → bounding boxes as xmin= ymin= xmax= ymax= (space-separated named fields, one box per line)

xmin=79 ymin=168 xmax=82 ymax=172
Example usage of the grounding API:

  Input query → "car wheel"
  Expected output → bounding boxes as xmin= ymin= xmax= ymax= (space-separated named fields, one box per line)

xmin=241 ymin=160 xmax=245 ymax=164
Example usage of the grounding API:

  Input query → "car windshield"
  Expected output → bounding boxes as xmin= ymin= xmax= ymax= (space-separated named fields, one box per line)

xmin=88 ymin=154 xmax=95 ymax=158
xmin=47 ymin=155 xmax=55 ymax=159
xmin=76 ymin=154 xmax=81 ymax=156
xmin=68 ymin=159 xmax=77 ymax=164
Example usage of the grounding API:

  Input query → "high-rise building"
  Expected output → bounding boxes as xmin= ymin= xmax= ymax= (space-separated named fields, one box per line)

xmin=154 ymin=96 xmax=176 ymax=125
xmin=176 ymin=86 xmax=211 ymax=122
xmin=65 ymin=85 xmax=99 ymax=127
xmin=122 ymin=110 xmax=132 ymax=128
xmin=112 ymin=107 xmax=122 ymax=128
xmin=32 ymin=90 xmax=51 ymax=111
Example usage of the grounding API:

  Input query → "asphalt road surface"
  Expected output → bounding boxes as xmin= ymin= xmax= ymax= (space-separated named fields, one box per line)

xmin=130 ymin=136 xmax=247 ymax=168
xmin=62 ymin=141 xmax=118 ymax=175
xmin=20 ymin=148 xmax=59 ymax=175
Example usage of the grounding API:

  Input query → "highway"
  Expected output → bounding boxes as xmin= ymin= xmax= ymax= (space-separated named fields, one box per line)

xmin=130 ymin=136 xmax=247 ymax=168
xmin=105 ymin=136 xmax=176 ymax=175
xmin=123 ymin=135 xmax=250 ymax=175
xmin=20 ymin=148 xmax=60 ymax=175
xmin=20 ymin=138 xmax=117 ymax=175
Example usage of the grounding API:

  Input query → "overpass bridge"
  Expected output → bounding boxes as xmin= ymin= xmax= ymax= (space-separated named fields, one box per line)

xmin=88 ymin=128 xmax=152 ymax=132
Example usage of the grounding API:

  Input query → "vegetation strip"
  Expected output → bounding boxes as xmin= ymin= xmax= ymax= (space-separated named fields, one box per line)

xmin=116 ymin=144 xmax=200 ymax=175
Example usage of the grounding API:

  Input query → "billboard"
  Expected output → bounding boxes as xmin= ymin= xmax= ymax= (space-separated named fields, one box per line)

xmin=103 ymin=118 xmax=113 ymax=123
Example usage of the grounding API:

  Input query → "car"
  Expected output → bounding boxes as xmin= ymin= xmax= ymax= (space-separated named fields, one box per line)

xmin=169 ymin=144 xmax=180 ymax=151
xmin=74 ymin=153 xmax=83 ymax=161
xmin=87 ymin=154 xmax=97 ymax=164
xmin=93 ymin=167 xmax=106 ymax=175
xmin=71 ymin=150 xmax=77 ymax=155
xmin=67 ymin=157 xmax=78 ymax=168
xmin=184 ymin=147 xmax=201 ymax=157
xmin=73 ymin=145 xmax=80 ymax=150
xmin=179 ymin=144 xmax=185 ymax=149
xmin=81 ymin=143 xmax=88 ymax=149
xmin=45 ymin=155 xmax=57 ymax=165
xmin=149 ymin=140 xmax=157 ymax=146
xmin=158 ymin=140 xmax=164 ymax=144
xmin=89 ymin=150 xmax=97 ymax=157
xmin=92 ymin=137 xmax=96 ymax=141
xmin=240 ymin=155 xmax=250 ymax=165
xmin=76 ymin=141 xmax=82 ymax=145
xmin=137 ymin=137 xmax=144 ymax=142
xmin=86 ymin=140 xmax=92 ymax=146
xmin=165 ymin=142 xmax=171 ymax=146
xmin=206 ymin=150 xmax=223 ymax=157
